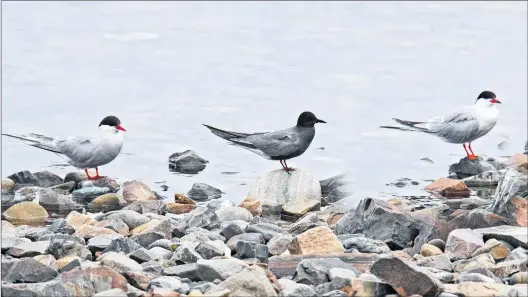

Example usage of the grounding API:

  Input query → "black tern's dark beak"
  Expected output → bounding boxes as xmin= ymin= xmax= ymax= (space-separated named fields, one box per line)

xmin=316 ymin=119 xmax=327 ymax=123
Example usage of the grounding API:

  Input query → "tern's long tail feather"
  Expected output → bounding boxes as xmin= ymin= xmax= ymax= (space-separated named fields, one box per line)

xmin=202 ymin=124 xmax=250 ymax=140
xmin=2 ymin=133 xmax=62 ymax=154
xmin=380 ymin=118 xmax=433 ymax=133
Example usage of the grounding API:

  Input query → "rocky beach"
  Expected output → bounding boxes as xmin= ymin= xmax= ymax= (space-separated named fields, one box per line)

xmin=1 ymin=148 xmax=527 ymax=297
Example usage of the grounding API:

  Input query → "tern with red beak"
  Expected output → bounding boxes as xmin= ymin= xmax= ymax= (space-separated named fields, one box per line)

xmin=2 ymin=115 xmax=126 ymax=180
xmin=380 ymin=91 xmax=501 ymax=160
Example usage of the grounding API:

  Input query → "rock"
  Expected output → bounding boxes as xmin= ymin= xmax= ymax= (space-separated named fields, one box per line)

xmin=47 ymin=240 xmax=92 ymax=260
xmin=449 ymin=156 xmax=498 ymax=179
xmin=445 ymin=229 xmax=484 ymax=261
xmin=172 ymin=244 xmax=203 ymax=264
xmin=167 ymin=203 xmax=196 ymax=214
xmin=104 ymin=237 xmax=143 ymax=254
xmin=72 ymin=186 xmax=111 ymax=203
xmin=427 ymin=239 xmax=446 ymax=251
xmin=186 ymin=207 xmax=220 ymax=230
xmin=1 ymin=280 xmax=73 ymax=297
xmin=246 ymin=223 xmax=286 ymax=242
xmin=226 ymin=233 xmax=265 ymax=252
xmin=147 ymin=276 xmax=190 ymax=294
xmin=472 ymin=238 xmax=511 ymax=261
xmin=342 ymin=237 xmax=391 ymax=254
xmin=32 ymin=170 xmax=63 ymax=187
xmin=37 ymin=188 xmax=81 ymax=214
xmin=7 ymin=240 xmax=49 ymax=257
xmin=2 ymin=178 xmax=16 ymax=193
xmin=3 ymin=201 xmax=48 ymax=226
xmin=98 ymin=251 xmax=143 ymax=273
xmin=75 ymin=225 xmax=119 ymax=239
xmin=47 ymin=181 xmax=76 ymax=195
xmin=195 ymin=241 xmax=225 ymax=260
xmin=187 ymin=183 xmax=222 ymax=201
xmin=60 ymin=266 xmax=128 ymax=296
xmin=420 ymin=243 xmax=444 ymax=257
xmin=174 ymin=193 xmax=196 ymax=204
xmin=370 ymin=256 xmax=443 ymax=297
xmin=7 ymin=170 xmax=40 ymax=187
xmin=22 ymin=227 xmax=53 ymax=241
xmin=239 ymin=197 xmax=262 ymax=217
xmin=95 ymin=219 xmax=130 ymax=236
xmin=168 ymin=150 xmax=208 ymax=174
xmin=457 ymin=272 xmax=498 ymax=283
xmin=424 ymin=178 xmax=470 ymax=197
xmin=267 ymin=234 xmax=295 ymax=256
xmin=148 ymin=288 xmax=183 ymax=297
xmin=38 ymin=234 xmax=85 ymax=245
xmin=122 ymin=180 xmax=157 ymax=203
xmin=11 ymin=186 xmax=41 ymax=204
xmin=49 ymin=218 xmax=76 ymax=235
xmin=293 ymin=257 xmax=358 ymax=286
xmin=506 ymin=247 xmax=528 ymax=262
xmin=149 ymin=247 xmax=173 ymax=260
xmin=124 ymin=200 xmax=168 ymax=215
xmin=342 ymin=274 xmax=393 ymax=297
xmin=329 ymin=267 xmax=357 ymax=279
xmin=454 ymin=253 xmax=495 ymax=272
xmin=500 ymin=154 xmax=528 ymax=170
xmin=197 ymin=258 xmax=250 ymax=281
xmin=65 ymin=211 xmax=97 ymax=229
xmin=99 ymin=210 xmax=151 ymax=230
xmin=93 ymin=289 xmax=128 ymax=297
xmin=475 ymin=225 xmax=528 ymax=249
xmin=488 ymin=259 xmax=527 ymax=278
xmin=289 ymin=226 xmax=344 ymax=255
xmin=125 ymin=270 xmax=158 ymax=291
xmin=416 ymin=254 xmax=453 ymax=272
xmin=463 ymin=170 xmax=505 ymax=187
xmin=163 ymin=263 xmax=200 ymax=281
xmin=443 ymin=282 xmax=524 ymax=297
xmin=87 ymin=234 xmax=124 ymax=253
xmin=133 ymin=232 xmax=167 ymax=248
xmin=1 ymin=234 xmax=31 ymax=252
xmin=56 ymin=256 xmax=82 ymax=270
xmin=3 ymin=257 xmax=58 ymax=283
xmin=64 ymin=171 xmax=88 ymax=187
xmin=281 ymin=198 xmax=321 ymax=220
xmin=278 ymin=278 xmax=318 ymax=297
xmin=60 ymin=258 xmax=81 ymax=273
xmin=236 ymin=241 xmax=269 ymax=262
xmin=205 ymin=266 xmax=277 ymax=297
xmin=510 ymin=271 xmax=528 ymax=285
xmin=491 ymin=169 xmax=528 ymax=226
xmin=320 ymin=174 xmax=348 ymax=201
xmin=335 ymin=198 xmax=421 ymax=250
xmin=219 ymin=222 xmax=245 ymax=241
xmin=286 ymin=212 xmax=327 ymax=235
xmin=89 ymin=193 xmax=128 ymax=213
xmin=142 ymin=260 xmax=164 ymax=275
xmin=215 ymin=206 xmax=253 ymax=223
xmin=247 ymin=169 xmax=322 ymax=212
xmin=322 ymin=290 xmax=348 ymax=297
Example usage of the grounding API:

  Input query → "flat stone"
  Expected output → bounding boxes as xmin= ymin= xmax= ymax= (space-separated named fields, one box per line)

xmin=7 ymin=240 xmax=50 ymax=257
xmin=288 ymin=226 xmax=344 ymax=255
xmin=197 ymin=258 xmax=250 ymax=281
xmin=424 ymin=178 xmax=470 ymax=197
xmin=475 ymin=225 xmax=528 ymax=249
xmin=281 ymin=198 xmax=321 ymax=219
xmin=4 ymin=257 xmax=58 ymax=283
xmin=98 ymin=251 xmax=143 ymax=273
xmin=75 ymin=225 xmax=118 ymax=239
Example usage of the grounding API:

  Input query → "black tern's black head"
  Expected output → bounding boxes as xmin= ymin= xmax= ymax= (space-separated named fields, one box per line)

xmin=476 ymin=91 xmax=501 ymax=104
xmin=297 ymin=111 xmax=326 ymax=127
xmin=99 ymin=116 xmax=126 ymax=131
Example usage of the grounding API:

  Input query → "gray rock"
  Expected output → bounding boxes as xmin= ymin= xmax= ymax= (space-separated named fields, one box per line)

xmin=163 ymin=263 xmax=200 ymax=281
xmin=180 ymin=230 xmax=221 ymax=246
xmin=293 ymin=258 xmax=359 ymax=286
xmin=245 ymin=223 xmax=286 ymax=242
xmin=169 ymin=150 xmax=208 ymax=174
xmin=132 ymin=231 xmax=166 ymax=248
xmin=216 ymin=207 xmax=253 ymax=222
xmin=236 ymin=241 xmax=269 ymax=262
xmin=314 ymin=277 xmax=352 ymax=295
xmin=206 ymin=199 xmax=235 ymax=211
xmin=475 ymin=225 xmax=528 ymax=249
xmin=129 ymin=248 xmax=156 ymax=263
xmin=99 ymin=210 xmax=150 ymax=230
xmin=186 ymin=207 xmax=220 ymax=230
xmin=46 ymin=239 xmax=92 ymax=260
xmin=322 ymin=290 xmax=348 ymax=297
xmin=463 ymin=170 xmax=505 ymax=187
xmin=1 ymin=280 xmax=73 ymax=297
xmin=227 ymin=233 xmax=265 ymax=252
xmin=197 ymin=258 xmax=249 ymax=281
xmin=4 ymin=257 xmax=58 ymax=283
xmin=196 ymin=241 xmax=225 ymax=259
xmin=335 ymin=198 xmax=421 ymax=250
xmin=12 ymin=186 xmax=41 ymax=203
xmin=96 ymin=219 xmax=130 ymax=236
xmin=445 ymin=229 xmax=485 ymax=261
xmin=92 ymin=289 xmax=128 ymax=297
xmin=342 ymin=237 xmax=391 ymax=254
xmin=141 ymin=260 xmax=164 ymax=275
xmin=267 ymin=234 xmax=294 ymax=256
xmin=22 ymin=228 xmax=53 ymax=241
xmin=320 ymin=175 xmax=347 ymax=197
xmin=64 ymin=171 xmax=88 ymax=188
xmin=187 ymin=183 xmax=222 ymax=201
xmin=7 ymin=240 xmax=50 ymax=257
xmin=38 ymin=188 xmax=81 ymax=214
xmin=205 ymin=266 xmax=277 ymax=297
xmin=149 ymin=247 xmax=173 ymax=260
xmin=7 ymin=170 xmax=40 ymax=188
xmin=72 ymin=186 xmax=111 ymax=203
xmin=123 ymin=200 xmax=168 ymax=215
xmin=328 ymin=267 xmax=357 ymax=280
xmin=326 ymin=186 xmax=351 ymax=203
xmin=416 ymin=254 xmax=454 ymax=272
xmin=60 ymin=259 xmax=81 ymax=272
xmin=506 ymin=247 xmax=528 ymax=262
xmin=449 ymin=157 xmax=498 ymax=179
xmin=1 ymin=258 xmax=19 ymax=280
xmin=98 ymin=251 xmax=143 ymax=273
xmin=147 ymin=276 xmax=190 ymax=294
xmin=219 ymin=222 xmax=245 ymax=241
xmin=87 ymin=234 xmax=124 ymax=253
xmin=1 ymin=234 xmax=31 ymax=252
xmin=103 ymin=237 xmax=143 ymax=254
xmin=148 ymin=239 xmax=173 ymax=250
xmin=370 ymin=256 xmax=443 ymax=297
xmin=286 ymin=212 xmax=327 ymax=235
xmin=48 ymin=218 xmax=75 ymax=235
xmin=488 ymin=259 xmax=527 ymax=278
xmin=278 ymin=278 xmax=318 ymax=297
xmin=491 ymin=169 xmax=528 ymax=224
xmin=457 ymin=272 xmax=499 ymax=283
xmin=33 ymin=170 xmax=64 ymax=187
xmin=172 ymin=244 xmax=203 ymax=264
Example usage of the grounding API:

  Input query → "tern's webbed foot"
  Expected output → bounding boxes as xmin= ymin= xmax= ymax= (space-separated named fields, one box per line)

xmin=468 ymin=155 xmax=478 ymax=161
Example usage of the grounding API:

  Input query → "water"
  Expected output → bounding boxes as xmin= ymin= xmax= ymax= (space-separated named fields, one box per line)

xmin=2 ymin=2 xmax=527 ymax=207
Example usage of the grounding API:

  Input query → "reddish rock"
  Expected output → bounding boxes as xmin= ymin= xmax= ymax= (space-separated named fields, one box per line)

xmin=239 ymin=197 xmax=263 ymax=217
xmin=167 ymin=203 xmax=196 ymax=214
xmin=174 ymin=193 xmax=196 ymax=205
xmin=424 ymin=178 xmax=470 ymax=197
xmin=501 ymin=154 xmax=528 ymax=170
xmin=445 ymin=229 xmax=484 ymax=261
xmin=61 ymin=266 xmax=127 ymax=296
xmin=511 ymin=197 xmax=527 ymax=227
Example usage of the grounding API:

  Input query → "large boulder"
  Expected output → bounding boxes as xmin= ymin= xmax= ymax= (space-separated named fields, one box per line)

xmin=490 ymin=168 xmax=528 ymax=226
xmin=60 ymin=266 xmax=128 ymax=296
xmin=3 ymin=201 xmax=49 ymax=226
xmin=449 ymin=156 xmax=498 ymax=179
xmin=122 ymin=181 xmax=157 ymax=203
xmin=247 ymin=169 xmax=322 ymax=215
xmin=37 ymin=188 xmax=82 ymax=214
xmin=2 ymin=280 xmax=72 ymax=297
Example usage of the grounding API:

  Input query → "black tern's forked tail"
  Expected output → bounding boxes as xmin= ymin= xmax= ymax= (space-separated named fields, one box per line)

xmin=203 ymin=111 xmax=326 ymax=172
xmin=379 ymin=90 xmax=501 ymax=160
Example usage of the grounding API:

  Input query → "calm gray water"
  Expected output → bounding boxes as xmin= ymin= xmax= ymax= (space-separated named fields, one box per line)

xmin=2 ymin=2 xmax=527 ymax=206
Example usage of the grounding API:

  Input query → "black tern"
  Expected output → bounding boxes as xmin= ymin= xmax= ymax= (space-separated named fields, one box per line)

xmin=203 ymin=111 xmax=326 ymax=171
xmin=380 ymin=91 xmax=501 ymax=160
xmin=2 ymin=116 xmax=126 ymax=180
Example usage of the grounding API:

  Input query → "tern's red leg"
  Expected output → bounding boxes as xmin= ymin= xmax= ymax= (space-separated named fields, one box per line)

xmin=463 ymin=144 xmax=477 ymax=161
xmin=94 ymin=167 xmax=105 ymax=179
xmin=283 ymin=160 xmax=295 ymax=172
xmin=85 ymin=168 xmax=98 ymax=180
xmin=468 ymin=143 xmax=476 ymax=157
xmin=279 ymin=160 xmax=287 ymax=171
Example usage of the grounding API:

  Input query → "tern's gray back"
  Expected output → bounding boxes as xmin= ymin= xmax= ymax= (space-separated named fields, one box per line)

xmin=55 ymin=136 xmax=122 ymax=168
xmin=245 ymin=126 xmax=315 ymax=160
xmin=427 ymin=107 xmax=490 ymax=144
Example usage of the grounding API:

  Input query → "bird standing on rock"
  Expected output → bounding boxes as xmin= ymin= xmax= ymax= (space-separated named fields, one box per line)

xmin=380 ymin=91 xmax=501 ymax=160
xmin=2 ymin=115 xmax=126 ymax=180
xmin=203 ymin=111 xmax=326 ymax=172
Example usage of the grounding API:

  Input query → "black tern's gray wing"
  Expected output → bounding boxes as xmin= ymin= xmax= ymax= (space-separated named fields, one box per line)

xmin=54 ymin=136 xmax=96 ymax=164
xmin=425 ymin=108 xmax=480 ymax=143
xmin=229 ymin=130 xmax=300 ymax=159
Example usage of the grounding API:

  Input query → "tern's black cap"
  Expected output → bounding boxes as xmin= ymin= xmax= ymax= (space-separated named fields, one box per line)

xmin=99 ymin=116 xmax=121 ymax=127
xmin=297 ymin=111 xmax=326 ymax=127
xmin=477 ymin=91 xmax=496 ymax=99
